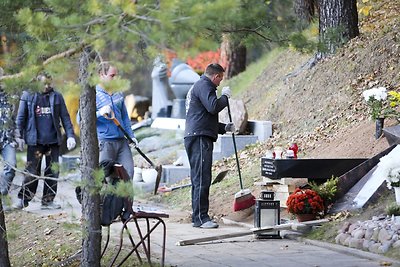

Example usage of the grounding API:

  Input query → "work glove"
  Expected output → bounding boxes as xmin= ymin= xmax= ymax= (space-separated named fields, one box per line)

xmin=98 ymin=105 xmax=112 ymax=117
xmin=67 ymin=137 xmax=76 ymax=150
xmin=221 ymin=86 xmax=231 ymax=98
xmin=225 ymin=122 xmax=236 ymax=133
xmin=129 ymin=137 xmax=139 ymax=148
xmin=15 ymin=138 xmax=25 ymax=151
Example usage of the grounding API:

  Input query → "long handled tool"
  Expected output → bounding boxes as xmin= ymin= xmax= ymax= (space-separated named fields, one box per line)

xmin=226 ymin=100 xmax=255 ymax=211
xmin=158 ymin=170 xmax=229 ymax=193
xmin=107 ymin=114 xmax=162 ymax=195
xmin=177 ymin=219 xmax=329 ymax=246
xmin=158 ymin=183 xmax=192 ymax=193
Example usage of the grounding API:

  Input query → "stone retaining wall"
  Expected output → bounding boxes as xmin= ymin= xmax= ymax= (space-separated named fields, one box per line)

xmin=335 ymin=215 xmax=400 ymax=254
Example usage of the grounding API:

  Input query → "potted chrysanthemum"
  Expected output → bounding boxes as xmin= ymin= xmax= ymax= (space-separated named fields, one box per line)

xmin=362 ymin=87 xmax=388 ymax=139
xmin=286 ymin=188 xmax=324 ymax=222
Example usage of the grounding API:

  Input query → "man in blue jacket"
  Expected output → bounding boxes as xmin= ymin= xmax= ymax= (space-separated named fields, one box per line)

xmin=14 ymin=73 xmax=76 ymax=209
xmin=184 ymin=63 xmax=234 ymax=229
xmin=96 ymin=63 xmax=138 ymax=181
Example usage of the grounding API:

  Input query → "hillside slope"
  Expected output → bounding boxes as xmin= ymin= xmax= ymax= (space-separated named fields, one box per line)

xmin=160 ymin=1 xmax=400 ymax=226
xmin=240 ymin=0 xmax=399 ymax=160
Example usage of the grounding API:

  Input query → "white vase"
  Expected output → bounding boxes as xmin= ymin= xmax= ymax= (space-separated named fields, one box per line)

xmin=394 ymin=187 xmax=400 ymax=204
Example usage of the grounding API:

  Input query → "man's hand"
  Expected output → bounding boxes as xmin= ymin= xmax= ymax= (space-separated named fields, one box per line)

xmin=225 ymin=122 xmax=236 ymax=133
xmin=67 ymin=137 xmax=76 ymax=150
xmin=129 ymin=137 xmax=139 ymax=148
xmin=221 ymin=86 xmax=231 ymax=98
xmin=99 ymin=105 xmax=112 ymax=117
xmin=15 ymin=138 xmax=25 ymax=151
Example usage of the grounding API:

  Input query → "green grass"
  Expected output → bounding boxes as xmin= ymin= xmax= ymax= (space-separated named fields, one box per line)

xmin=221 ymin=47 xmax=286 ymax=95
xmin=305 ymin=221 xmax=341 ymax=242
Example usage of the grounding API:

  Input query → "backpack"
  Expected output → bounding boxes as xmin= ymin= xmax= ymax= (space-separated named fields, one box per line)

xmin=75 ymin=160 xmax=133 ymax=226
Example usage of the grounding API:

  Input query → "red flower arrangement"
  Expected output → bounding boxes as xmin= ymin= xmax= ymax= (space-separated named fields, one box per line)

xmin=286 ymin=188 xmax=324 ymax=215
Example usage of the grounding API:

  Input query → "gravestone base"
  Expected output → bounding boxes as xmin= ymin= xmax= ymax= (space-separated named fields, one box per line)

xmin=213 ymin=134 xmax=258 ymax=161
xmin=161 ymin=165 xmax=190 ymax=184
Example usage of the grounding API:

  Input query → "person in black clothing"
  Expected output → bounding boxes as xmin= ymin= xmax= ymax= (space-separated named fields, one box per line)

xmin=14 ymin=73 xmax=76 ymax=210
xmin=184 ymin=63 xmax=235 ymax=229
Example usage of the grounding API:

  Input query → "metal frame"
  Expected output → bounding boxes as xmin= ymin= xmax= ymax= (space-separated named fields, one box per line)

xmin=107 ymin=211 xmax=169 ymax=267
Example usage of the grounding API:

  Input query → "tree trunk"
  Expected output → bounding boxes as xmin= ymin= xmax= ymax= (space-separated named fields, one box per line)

xmin=78 ymin=48 xmax=102 ymax=267
xmin=0 ymin=198 xmax=11 ymax=267
xmin=318 ymin=0 xmax=359 ymax=55
xmin=220 ymin=34 xmax=246 ymax=79
xmin=294 ymin=0 xmax=317 ymax=22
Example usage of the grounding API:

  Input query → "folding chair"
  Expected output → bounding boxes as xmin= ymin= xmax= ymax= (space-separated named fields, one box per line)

xmin=105 ymin=164 xmax=169 ymax=267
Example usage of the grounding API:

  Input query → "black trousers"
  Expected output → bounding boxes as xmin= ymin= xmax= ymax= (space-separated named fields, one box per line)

xmin=18 ymin=144 xmax=60 ymax=203
xmin=184 ymin=136 xmax=213 ymax=227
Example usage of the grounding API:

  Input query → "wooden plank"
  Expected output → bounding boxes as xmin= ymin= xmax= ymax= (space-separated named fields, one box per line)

xmin=176 ymin=219 xmax=329 ymax=246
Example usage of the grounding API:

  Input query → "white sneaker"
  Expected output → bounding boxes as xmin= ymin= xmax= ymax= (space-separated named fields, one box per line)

xmin=41 ymin=201 xmax=61 ymax=210
xmin=200 ymin=221 xmax=219 ymax=229
xmin=13 ymin=199 xmax=29 ymax=210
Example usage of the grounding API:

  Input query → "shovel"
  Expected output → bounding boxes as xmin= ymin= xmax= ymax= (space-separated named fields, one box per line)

xmin=212 ymin=170 xmax=229 ymax=185
xmin=158 ymin=183 xmax=192 ymax=193
xmin=105 ymin=113 xmax=162 ymax=195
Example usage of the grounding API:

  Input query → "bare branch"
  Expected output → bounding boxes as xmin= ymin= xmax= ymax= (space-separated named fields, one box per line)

xmin=0 ymin=72 xmax=24 ymax=81
xmin=121 ymin=25 xmax=174 ymax=52
xmin=218 ymin=27 xmax=274 ymax=42
xmin=0 ymin=44 xmax=86 ymax=81
xmin=171 ymin=16 xmax=191 ymax=23
xmin=60 ymin=14 xmax=114 ymax=29
xmin=130 ymin=14 xmax=161 ymax=23
xmin=43 ymin=44 xmax=86 ymax=65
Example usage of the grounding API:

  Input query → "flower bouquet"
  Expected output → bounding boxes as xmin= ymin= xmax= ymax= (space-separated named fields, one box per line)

xmin=362 ymin=87 xmax=388 ymax=120
xmin=286 ymin=188 xmax=324 ymax=217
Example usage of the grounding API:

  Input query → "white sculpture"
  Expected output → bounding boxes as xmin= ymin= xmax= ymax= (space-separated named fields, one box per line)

xmin=151 ymin=56 xmax=171 ymax=119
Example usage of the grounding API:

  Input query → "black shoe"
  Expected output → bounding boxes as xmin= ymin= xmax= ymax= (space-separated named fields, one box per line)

xmin=13 ymin=199 xmax=29 ymax=210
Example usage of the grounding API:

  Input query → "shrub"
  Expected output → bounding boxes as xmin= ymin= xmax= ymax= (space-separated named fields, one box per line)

xmin=386 ymin=202 xmax=400 ymax=216
xmin=310 ymin=176 xmax=338 ymax=210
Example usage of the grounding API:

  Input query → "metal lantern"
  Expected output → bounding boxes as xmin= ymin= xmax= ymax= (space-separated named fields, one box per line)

xmin=254 ymin=191 xmax=281 ymax=239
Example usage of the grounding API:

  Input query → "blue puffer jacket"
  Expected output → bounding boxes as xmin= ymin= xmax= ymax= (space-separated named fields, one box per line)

xmin=16 ymin=89 xmax=75 ymax=146
xmin=95 ymin=86 xmax=135 ymax=141
xmin=184 ymin=75 xmax=228 ymax=141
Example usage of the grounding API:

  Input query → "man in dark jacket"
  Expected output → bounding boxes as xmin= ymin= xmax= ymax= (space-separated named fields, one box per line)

xmin=14 ymin=73 xmax=76 ymax=210
xmin=184 ymin=63 xmax=234 ymax=229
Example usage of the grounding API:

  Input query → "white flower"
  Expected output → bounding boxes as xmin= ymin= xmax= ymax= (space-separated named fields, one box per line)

xmin=362 ymin=87 xmax=387 ymax=102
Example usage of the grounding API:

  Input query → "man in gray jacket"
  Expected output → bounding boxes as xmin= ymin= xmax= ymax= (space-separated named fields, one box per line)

xmin=14 ymin=73 xmax=76 ymax=210
xmin=184 ymin=63 xmax=234 ymax=229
